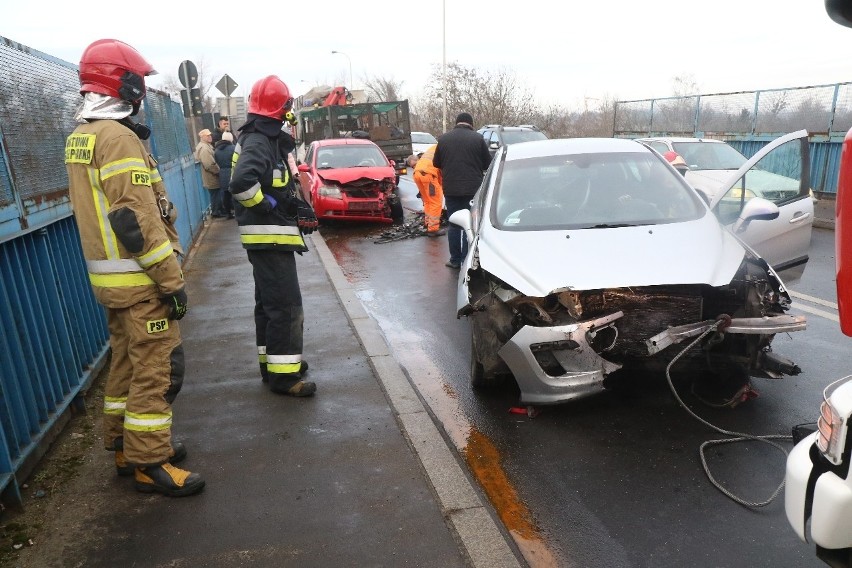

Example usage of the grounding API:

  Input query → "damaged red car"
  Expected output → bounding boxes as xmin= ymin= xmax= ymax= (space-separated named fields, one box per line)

xmin=297 ymin=138 xmax=403 ymax=223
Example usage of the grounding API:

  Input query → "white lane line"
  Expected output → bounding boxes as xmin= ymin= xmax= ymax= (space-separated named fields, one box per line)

xmin=791 ymin=302 xmax=840 ymax=322
xmin=789 ymin=290 xmax=839 ymax=310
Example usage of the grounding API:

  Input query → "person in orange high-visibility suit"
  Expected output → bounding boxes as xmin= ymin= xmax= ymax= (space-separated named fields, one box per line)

xmin=408 ymin=145 xmax=445 ymax=236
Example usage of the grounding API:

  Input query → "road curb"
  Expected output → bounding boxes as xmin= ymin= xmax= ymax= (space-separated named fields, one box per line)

xmin=308 ymin=232 xmax=524 ymax=568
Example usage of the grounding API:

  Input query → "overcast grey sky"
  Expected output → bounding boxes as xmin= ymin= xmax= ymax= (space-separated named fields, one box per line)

xmin=3 ymin=0 xmax=851 ymax=111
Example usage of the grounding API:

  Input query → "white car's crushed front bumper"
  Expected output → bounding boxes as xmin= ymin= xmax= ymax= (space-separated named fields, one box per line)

xmin=498 ymin=312 xmax=624 ymax=405
xmin=498 ymin=312 xmax=807 ymax=405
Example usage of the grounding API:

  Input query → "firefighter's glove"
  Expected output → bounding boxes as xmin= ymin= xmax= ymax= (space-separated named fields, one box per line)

xmin=297 ymin=201 xmax=318 ymax=234
xmin=284 ymin=111 xmax=297 ymax=126
xmin=163 ymin=288 xmax=188 ymax=320
xmin=260 ymin=194 xmax=278 ymax=213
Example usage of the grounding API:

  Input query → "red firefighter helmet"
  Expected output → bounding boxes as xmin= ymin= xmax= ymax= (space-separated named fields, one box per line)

xmin=248 ymin=75 xmax=293 ymax=120
xmin=78 ymin=39 xmax=156 ymax=103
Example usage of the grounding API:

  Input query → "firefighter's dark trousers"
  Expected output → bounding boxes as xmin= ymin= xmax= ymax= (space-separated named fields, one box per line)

xmin=103 ymin=300 xmax=184 ymax=466
xmin=247 ymin=249 xmax=304 ymax=386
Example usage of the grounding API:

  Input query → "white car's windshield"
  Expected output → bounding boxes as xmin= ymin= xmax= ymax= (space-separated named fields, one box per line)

xmin=493 ymin=152 xmax=705 ymax=230
xmin=671 ymin=141 xmax=747 ymax=170
xmin=316 ymin=145 xmax=388 ymax=169
xmin=411 ymin=132 xmax=437 ymax=145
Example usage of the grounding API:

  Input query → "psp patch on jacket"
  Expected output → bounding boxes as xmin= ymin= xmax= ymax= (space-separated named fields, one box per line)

xmin=146 ymin=318 xmax=170 ymax=334
xmin=130 ymin=169 xmax=151 ymax=186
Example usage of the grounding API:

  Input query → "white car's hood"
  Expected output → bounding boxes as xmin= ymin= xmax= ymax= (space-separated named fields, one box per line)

xmin=476 ymin=213 xmax=746 ymax=297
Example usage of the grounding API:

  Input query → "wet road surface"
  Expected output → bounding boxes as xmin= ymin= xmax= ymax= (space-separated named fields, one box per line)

xmin=320 ymin=216 xmax=841 ymax=568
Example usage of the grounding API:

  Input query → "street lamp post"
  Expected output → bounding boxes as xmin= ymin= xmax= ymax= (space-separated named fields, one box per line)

xmin=331 ymin=50 xmax=353 ymax=92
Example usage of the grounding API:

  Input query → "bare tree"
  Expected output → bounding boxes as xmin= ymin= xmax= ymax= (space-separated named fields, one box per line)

xmin=362 ymin=75 xmax=404 ymax=102
xmin=414 ymin=62 xmax=540 ymax=134
xmin=410 ymin=62 xmax=618 ymax=139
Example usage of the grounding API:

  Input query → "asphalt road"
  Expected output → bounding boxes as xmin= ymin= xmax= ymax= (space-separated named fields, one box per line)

xmin=319 ymin=207 xmax=843 ymax=568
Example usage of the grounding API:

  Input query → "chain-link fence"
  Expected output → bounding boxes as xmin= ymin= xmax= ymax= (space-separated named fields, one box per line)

xmin=614 ymin=83 xmax=852 ymax=138
xmin=614 ymin=83 xmax=852 ymax=194
xmin=0 ymin=36 xmax=203 ymax=241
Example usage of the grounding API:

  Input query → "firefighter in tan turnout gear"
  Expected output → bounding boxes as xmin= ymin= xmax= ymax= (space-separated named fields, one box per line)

xmin=64 ymin=39 xmax=204 ymax=497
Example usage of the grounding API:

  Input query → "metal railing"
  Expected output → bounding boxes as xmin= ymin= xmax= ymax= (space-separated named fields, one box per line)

xmin=614 ymin=82 xmax=852 ymax=194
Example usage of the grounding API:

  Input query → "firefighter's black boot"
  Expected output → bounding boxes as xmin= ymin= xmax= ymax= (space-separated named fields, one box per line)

xmin=269 ymin=374 xmax=316 ymax=397
xmin=135 ymin=463 xmax=205 ymax=497
xmin=114 ymin=437 xmax=187 ymax=476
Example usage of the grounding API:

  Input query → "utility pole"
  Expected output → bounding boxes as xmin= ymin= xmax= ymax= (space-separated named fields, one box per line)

xmin=442 ymin=0 xmax=447 ymax=133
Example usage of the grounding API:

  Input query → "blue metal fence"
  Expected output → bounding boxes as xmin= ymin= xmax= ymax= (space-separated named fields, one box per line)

xmin=0 ymin=36 xmax=208 ymax=503
xmin=0 ymin=218 xmax=109 ymax=503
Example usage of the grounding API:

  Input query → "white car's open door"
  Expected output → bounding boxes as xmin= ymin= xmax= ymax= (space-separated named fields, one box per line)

xmin=710 ymin=130 xmax=813 ymax=273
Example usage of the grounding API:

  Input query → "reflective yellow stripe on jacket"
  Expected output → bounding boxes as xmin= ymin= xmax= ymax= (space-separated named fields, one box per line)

xmin=239 ymin=225 xmax=305 ymax=247
xmin=229 ymin=144 xmax=264 ymax=207
xmin=232 ymin=181 xmax=265 ymax=207
xmin=229 ymin=143 xmax=290 ymax=207
xmin=84 ymin=157 xmax=172 ymax=286
xmin=271 ymin=167 xmax=289 ymax=188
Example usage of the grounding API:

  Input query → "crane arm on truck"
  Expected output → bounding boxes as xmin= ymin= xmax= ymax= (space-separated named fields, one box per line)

xmin=323 ymin=86 xmax=351 ymax=107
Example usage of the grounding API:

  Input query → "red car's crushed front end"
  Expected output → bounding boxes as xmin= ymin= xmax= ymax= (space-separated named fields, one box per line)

xmin=313 ymin=172 xmax=398 ymax=223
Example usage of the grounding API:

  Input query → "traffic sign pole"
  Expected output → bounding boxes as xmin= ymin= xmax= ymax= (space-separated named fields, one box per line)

xmin=179 ymin=60 xmax=201 ymax=149
xmin=216 ymin=74 xmax=239 ymax=132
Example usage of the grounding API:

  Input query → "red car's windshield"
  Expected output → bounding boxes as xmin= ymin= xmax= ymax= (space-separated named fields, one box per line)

xmin=315 ymin=145 xmax=389 ymax=169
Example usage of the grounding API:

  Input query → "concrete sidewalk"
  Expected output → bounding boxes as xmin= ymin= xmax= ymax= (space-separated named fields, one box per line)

xmin=12 ymin=218 xmax=523 ymax=568
xmin=814 ymin=196 xmax=835 ymax=229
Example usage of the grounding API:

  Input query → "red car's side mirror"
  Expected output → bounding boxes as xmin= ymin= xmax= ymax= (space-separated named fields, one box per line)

xmin=297 ymin=163 xmax=310 ymax=173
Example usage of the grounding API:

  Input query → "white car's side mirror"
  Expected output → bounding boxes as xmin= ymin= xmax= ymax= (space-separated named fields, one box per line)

xmin=733 ymin=197 xmax=780 ymax=233
xmin=449 ymin=209 xmax=471 ymax=230
xmin=448 ymin=209 xmax=474 ymax=244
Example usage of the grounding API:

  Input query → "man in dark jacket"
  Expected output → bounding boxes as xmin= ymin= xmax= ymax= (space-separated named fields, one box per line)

xmin=229 ymin=75 xmax=318 ymax=397
xmin=432 ymin=112 xmax=492 ymax=269
xmin=214 ymin=131 xmax=235 ymax=218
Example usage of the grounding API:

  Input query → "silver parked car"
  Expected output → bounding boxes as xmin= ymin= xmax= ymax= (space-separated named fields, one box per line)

xmin=637 ymin=134 xmax=814 ymax=274
xmin=411 ymin=131 xmax=438 ymax=155
xmin=450 ymin=137 xmax=807 ymax=405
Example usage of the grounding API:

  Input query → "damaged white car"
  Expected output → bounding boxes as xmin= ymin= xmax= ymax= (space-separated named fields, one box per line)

xmin=451 ymin=136 xmax=809 ymax=406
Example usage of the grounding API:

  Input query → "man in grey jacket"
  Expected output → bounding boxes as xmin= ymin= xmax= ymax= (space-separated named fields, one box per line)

xmin=195 ymin=128 xmax=223 ymax=217
xmin=432 ymin=112 xmax=492 ymax=269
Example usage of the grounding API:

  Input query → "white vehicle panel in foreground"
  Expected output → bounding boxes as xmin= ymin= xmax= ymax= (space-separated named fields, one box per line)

xmin=786 ymin=379 xmax=852 ymax=552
